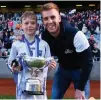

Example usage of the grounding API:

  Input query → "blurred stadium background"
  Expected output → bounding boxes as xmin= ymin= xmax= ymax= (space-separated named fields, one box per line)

xmin=0 ymin=1 xmax=100 ymax=99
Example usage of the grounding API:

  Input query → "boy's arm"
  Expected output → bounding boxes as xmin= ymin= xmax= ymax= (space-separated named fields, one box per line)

xmin=8 ymin=42 xmax=19 ymax=72
xmin=44 ymin=42 xmax=51 ymax=58
xmin=44 ymin=41 xmax=56 ymax=69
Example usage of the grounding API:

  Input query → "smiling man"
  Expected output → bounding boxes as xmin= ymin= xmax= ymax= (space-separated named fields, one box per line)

xmin=41 ymin=2 xmax=93 ymax=100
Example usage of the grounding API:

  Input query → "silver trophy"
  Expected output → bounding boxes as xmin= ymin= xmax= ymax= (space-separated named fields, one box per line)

xmin=21 ymin=55 xmax=53 ymax=95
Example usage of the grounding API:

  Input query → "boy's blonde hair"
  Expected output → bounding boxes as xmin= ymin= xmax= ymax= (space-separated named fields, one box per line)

xmin=41 ymin=2 xmax=59 ymax=12
xmin=21 ymin=11 xmax=37 ymax=22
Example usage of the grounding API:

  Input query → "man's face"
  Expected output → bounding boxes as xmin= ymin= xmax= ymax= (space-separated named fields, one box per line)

xmin=42 ymin=9 xmax=61 ymax=36
xmin=21 ymin=17 xmax=37 ymax=36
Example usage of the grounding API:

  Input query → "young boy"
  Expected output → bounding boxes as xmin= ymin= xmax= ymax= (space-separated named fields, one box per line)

xmin=8 ymin=11 xmax=56 ymax=100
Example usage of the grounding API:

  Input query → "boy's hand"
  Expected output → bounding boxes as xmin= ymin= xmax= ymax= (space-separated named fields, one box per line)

xmin=11 ymin=63 xmax=21 ymax=72
xmin=11 ymin=60 xmax=21 ymax=72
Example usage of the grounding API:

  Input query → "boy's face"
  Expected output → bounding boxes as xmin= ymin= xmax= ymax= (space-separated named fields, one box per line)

xmin=21 ymin=17 xmax=37 ymax=36
xmin=42 ymin=9 xmax=61 ymax=37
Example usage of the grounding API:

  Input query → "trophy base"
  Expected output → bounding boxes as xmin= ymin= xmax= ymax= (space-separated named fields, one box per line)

xmin=23 ymin=90 xmax=44 ymax=95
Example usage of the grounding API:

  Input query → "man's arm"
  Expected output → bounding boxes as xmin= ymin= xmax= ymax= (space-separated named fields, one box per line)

xmin=74 ymin=31 xmax=93 ymax=91
xmin=77 ymin=46 xmax=93 ymax=91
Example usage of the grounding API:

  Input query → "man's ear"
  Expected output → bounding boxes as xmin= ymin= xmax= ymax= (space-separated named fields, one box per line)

xmin=59 ymin=15 xmax=61 ymax=22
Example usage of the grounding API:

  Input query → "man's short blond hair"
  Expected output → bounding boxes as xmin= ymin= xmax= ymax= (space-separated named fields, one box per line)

xmin=21 ymin=11 xmax=37 ymax=22
xmin=41 ymin=2 xmax=59 ymax=12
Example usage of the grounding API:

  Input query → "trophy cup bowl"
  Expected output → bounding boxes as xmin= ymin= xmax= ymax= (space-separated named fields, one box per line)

xmin=23 ymin=56 xmax=46 ymax=69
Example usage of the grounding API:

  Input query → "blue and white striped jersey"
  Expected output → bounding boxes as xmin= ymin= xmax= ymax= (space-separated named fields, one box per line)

xmin=8 ymin=36 xmax=51 ymax=99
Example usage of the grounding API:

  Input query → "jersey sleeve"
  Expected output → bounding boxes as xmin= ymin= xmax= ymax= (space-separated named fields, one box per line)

xmin=8 ymin=42 xmax=18 ymax=71
xmin=44 ymin=41 xmax=51 ymax=58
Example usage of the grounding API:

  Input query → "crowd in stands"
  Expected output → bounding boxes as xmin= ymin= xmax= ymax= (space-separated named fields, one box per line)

xmin=0 ymin=10 xmax=100 ymax=61
xmin=66 ymin=10 xmax=100 ymax=61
